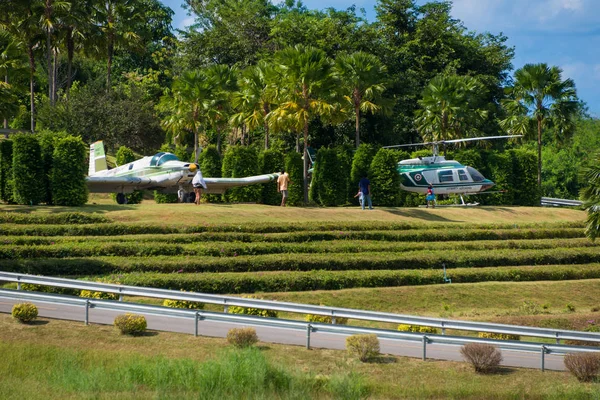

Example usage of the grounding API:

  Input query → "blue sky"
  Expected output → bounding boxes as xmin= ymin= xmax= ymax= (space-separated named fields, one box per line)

xmin=161 ymin=0 xmax=600 ymax=116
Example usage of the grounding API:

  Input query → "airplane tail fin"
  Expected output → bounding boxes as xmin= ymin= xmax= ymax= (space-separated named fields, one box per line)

xmin=89 ymin=141 xmax=108 ymax=176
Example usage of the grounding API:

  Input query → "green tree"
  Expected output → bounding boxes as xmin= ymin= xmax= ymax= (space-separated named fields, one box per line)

xmin=501 ymin=63 xmax=578 ymax=188
xmin=198 ymin=144 xmax=222 ymax=203
xmin=581 ymin=154 xmax=600 ymax=241
xmin=113 ymin=145 xmax=142 ymax=204
xmin=204 ymin=64 xmax=238 ymax=153
xmin=271 ymin=45 xmax=337 ymax=203
xmin=12 ymin=134 xmax=43 ymax=205
xmin=351 ymin=143 xmax=378 ymax=204
xmin=310 ymin=147 xmax=346 ymax=206
xmin=221 ymin=145 xmax=260 ymax=202
xmin=284 ymin=151 xmax=303 ymax=206
xmin=259 ymin=149 xmax=284 ymax=205
xmin=0 ymin=139 xmax=14 ymax=203
xmin=369 ymin=148 xmax=400 ymax=206
xmin=333 ymin=52 xmax=388 ymax=147
xmin=0 ymin=31 xmax=26 ymax=127
xmin=52 ymin=135 xmax=88 ymax=206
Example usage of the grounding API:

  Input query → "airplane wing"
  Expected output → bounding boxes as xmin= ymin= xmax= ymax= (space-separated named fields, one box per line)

xmin=86 ymin=176 xmax=155 ymax=193
xmin=201 ymin=173 xmax=280 ymax=194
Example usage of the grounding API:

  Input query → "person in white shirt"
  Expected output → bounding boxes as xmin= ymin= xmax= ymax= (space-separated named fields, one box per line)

xmin=191 ymin=170 xmax=207 ymax=205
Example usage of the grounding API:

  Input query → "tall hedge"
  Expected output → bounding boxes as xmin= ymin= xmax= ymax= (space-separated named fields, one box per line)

xmin=113 ymin=146 xmax=143 ymax=204
xmin=509 ymin=148 xmax=539 ymax=206
xmin=38 ymin=131 xmax=56 ymax=205
xmin=351 ymin=144 xmax=378 ymax=205
xmin=259 ymin=149 xmax=284 ymax=205
xmin=0 ymin=140 xmax=14 ymax=203
xmin=369 ymin=148 xmax=401 ymax=206
xmin=12 ymin=134 xmax=44 ymax=205
xmin=222 ymin=145 xmax=260 ymax=203
xmin=285 ymin=152 xmax=303 ymax=206
xmin=51 ymin=136 xmax=88 ymax=206
xmin=199 ymin=145 xmax=222 ymax=203
xmin=310 ymin=147 xmax=346 ymax=206
xmin=336 ymin=145 xmax=353 ymax=204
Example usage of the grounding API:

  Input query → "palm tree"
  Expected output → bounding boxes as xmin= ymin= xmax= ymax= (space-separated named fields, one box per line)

xmin=0 ymin=31 xmax=25 ymax=128
xmin=40 ymin=0 xmax=71 ymax=105
xmin=231 ymin=61 xmax=275 ymax=149
xmin=581 ymin=155 xmax=600 ymax=241
xmin=501 ymin=63 xmax=578 ymax=187
xmin=333 ymin=52 xmax=388 ymax=148
xmin=271 ymin=45 xmax=337 ymax=203
xmin=415 ymin=74 xmax=487 ymax=148
xmin=204 ymin=64 xmax=238 ymax=153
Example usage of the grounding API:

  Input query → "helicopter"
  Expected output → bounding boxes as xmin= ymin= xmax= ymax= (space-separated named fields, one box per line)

xmin=383 ymin=135 xmax=522 ymax=204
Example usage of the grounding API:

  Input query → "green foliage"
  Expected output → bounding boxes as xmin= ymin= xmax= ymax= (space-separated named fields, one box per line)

xmin=38 ymin=131 xmax=59 ymax=205
xmin=0 ymin=139 xmax=14 ymax=203
xmin=162 ymin=290 xmax=205 ymax=309
xmin=305 ymin=314 xmax=348 ymax=325
xmin=284 ymin=152 xmax=303 ymax=206
xmin=198 ymin=145 xmax=222 ymax=203
xmin=397 ymin=324 xmax=438 ymax=334
xmin=345 ymin=334 xmax=380 ymax=362
xmin=228 ymin=295 xmax=278 ymax=318
xmin=51 ymin=136 xmax=88 ymax=206
xmin=581 ymin=153 xmax=600 ymax=241
xmin=11 ymin=303 xmax=38 ymax=323
xmin=336 ymin=145 xmax=354 ymax=204
xmin=478 ymin=332 xmax=520 ymax=341
xmin=310 ymin=148 xmax=346 ymax=206
xmin=154 ymin=144 xmax=185 ymax=204
xmin=226 ymin=327 xmax=259 ymax=348
xmin=259 ymin=149 xmax=284 ymax=205
xmin=79 ymin=290 xmax=119 ymax=300
xmin=112 ymin=146 xmax=143 ymax=204
xmin=114 ymin=313 xmax=147 ymax=335
xmin=0 ymin=212 xmax=109 ymax=225
xmin=351 ymin=144 xmax=378 ymax=205
xmin=222 ymin=146 xmax=260 ymax=202
xmin=12 ymin=134 xmax=44 ymax=205
xmin=369 ymin=148 xmax=400 ymax=206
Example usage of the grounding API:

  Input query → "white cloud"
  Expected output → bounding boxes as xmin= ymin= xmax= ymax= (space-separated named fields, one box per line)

xmin=179 ymin=16 xmax=195 ymax=30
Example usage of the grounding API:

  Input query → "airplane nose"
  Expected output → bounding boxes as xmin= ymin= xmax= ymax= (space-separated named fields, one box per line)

xmin=189 ymin=163 xmax=198 ymax=172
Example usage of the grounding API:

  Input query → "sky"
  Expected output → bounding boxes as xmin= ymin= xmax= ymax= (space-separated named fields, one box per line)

xmin=161 ymin=0 xmax=600 ymax=116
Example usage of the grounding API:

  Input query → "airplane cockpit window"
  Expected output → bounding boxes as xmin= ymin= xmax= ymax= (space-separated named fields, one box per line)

xmin=467 ymin=167 xmax=485 ymax=182
xmin=458 ymin=169 xmax=469 ymax=181
xmin=156 ymin=153 xmax=179 ymax=166
xmin=150 ymin=152 xmax=165 ymax=167
xmin=438 ymin=170 xmax=454 ymax=182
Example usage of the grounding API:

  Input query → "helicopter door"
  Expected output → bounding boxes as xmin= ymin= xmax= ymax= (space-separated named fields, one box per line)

xmin=458 ymin=169 xmax=470 ymax=182
xmin=438 ymin=170 xmax=454 ymax=184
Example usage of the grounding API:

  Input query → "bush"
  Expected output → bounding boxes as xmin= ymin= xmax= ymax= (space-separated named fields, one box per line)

xmin=12 ymin=303 xmax=38 ymax=323
xmin=111 ymin=146 xmax=143 ymax=204
xmin=305 ymin=313 xmax=348 ymax=325
xmin=259 ymin=149 xmax=284 ymax=205
xmin=478 ymin=332 xmax=520 ymax=341
xmin=228 ymin=295 xmax=278 ymax=318
xmin=345 ymin=334 xmax=380 ymax=362
xmin=12 ymin=134 xmax=44 ymax=205
xmin=398 ymin=324 xmax=438 ymax=334
xmin=52 ymin=136 xmax=88 ymax=206
xmin=310 ymin=148 xmax=346 ymax=206
xmin=38 ymin=131 xmax=59 ymax=205
xmin=222 ymin=146 xmax=260 ymax=202
xmin=114 ymin=313 xmax=147 ymax=335
xmin=509 ymin=148 xmax=539 ymax=206
xmin=198 ymin=145 xmax=222 ymax=203
xmin=162 ymin=290 xmax=204 ymax=309
xmin=369 ymin=148 xmax=401 ymax=206
xmin=284 ymin=152 xmax=304 ymax=206
xmin=0 ymin=139 xmax=14 ymax=203
xmin=79 ymin=290 xmax=119 ymax=300
xmin=350 ymin=144 xmax=378 ymax=205
xmin=564 ymin=353 xmax=600 ymax=382
xmin=460 ymin=343 xmax=503 ymax=373
xmin=226 ymin=327 xmax=259 ymax=348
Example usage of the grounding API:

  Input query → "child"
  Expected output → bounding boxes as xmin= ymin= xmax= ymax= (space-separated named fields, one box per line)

xmin=354 ymin=189 xmax=364 ymax=208
xmin=426 ymin=184 xmax=436 ymax=208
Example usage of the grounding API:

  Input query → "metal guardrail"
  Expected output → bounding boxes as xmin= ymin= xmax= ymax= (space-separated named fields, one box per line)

xmin=2 ymin=271 xmax=600 ymax=345
xmin=1 ymin=289 xmax=598 ymax=371
xmin=541 ymin=197 xmax=583 ymax=207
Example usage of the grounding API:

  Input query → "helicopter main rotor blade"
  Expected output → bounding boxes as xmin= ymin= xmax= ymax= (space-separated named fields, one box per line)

xmin=383 ymin=142 xmax=436 ymax=149
xmin=383 ymin=135 xmax=522 ymax=149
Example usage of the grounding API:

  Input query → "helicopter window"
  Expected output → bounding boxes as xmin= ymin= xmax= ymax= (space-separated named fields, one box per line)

xmin=156 ymin=153 xmax=179 ymax=166
xmin=467 ymin=167 xmax=485 ymax=182
xmin=458 ymin=169 xmax=469 ymax=181
xmin=438 ymin=170 xmax=454 ymax=183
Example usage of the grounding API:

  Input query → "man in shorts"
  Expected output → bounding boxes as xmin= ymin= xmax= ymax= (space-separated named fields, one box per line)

xmin=277 ymin=170 xmax=291 ymax=207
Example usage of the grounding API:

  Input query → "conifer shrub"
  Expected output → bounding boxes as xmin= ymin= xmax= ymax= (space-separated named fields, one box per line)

xmin=38 ymin=131 xmax=58 ymax=205
xmin=478 ymin=332 xmax=520 ymax=341
xmin=336 ymin=145 xmax=353 ymax=203
xmin=222 ymin=145 xmax=260 ymax=202
xmin=12 ymin=134 xmax=44 ymax=205
xmin=114 ymin=313 xmax=147 ymax=335
xmin=284 ymin=152 xmax=303 ymax=206
xmin=564 ymin=352 xmax=600 ymax=382
xmin=12 ymin=303 xmax=38 ymax=323
xmin=227 ymin=327 xmax=259 ymax=348
xmin=0 ymin=139 xmax=14 ymax=203
xmin=345 ymin=334 xmax=380 ymax=362
xmin=509 ymin=148 xmax=539 ymax=206
xmin=52 ymin=136 xmax=88 ymax=206
xmin=310 ymin=148 xmax=346 ymax=206
xmin=259 ymin=149 xmax=284 ymax=205
xmin=398 ymin=324 xmax=439 ymax=334
xmin=369 ymin=148 xmax=401 ymax=206
xmin=460 ymin=343 xmax=503 ymax=373
xmin=351 ymin=144 xmax=378 ymax=205
xmin=112 ymin=146 xmax=142 ymax=204
xmin=198 ymin=145 xmax=222 ymax=203
xmin=228 ymin=295 xmax=278 ymax=318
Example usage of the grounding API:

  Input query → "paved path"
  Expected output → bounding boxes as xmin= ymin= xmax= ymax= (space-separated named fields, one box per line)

xmin=0 ymin=297 xmax=566 ymax=371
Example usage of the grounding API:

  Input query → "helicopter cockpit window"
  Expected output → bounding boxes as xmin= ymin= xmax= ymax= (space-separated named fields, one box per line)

xmin=438 ymin=170 xmax=454 ymax=183
xmin=458 ymin=169 xmax=469 ymax=181
xmin=467 ymin=167 xmax=485 ymax=182
xmin=156 ymin=153 xmax=179 ymax=166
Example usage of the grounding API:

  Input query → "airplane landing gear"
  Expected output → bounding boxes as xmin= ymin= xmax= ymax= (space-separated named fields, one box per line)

xmin=116 ymin=193 xmax=127 ymax=204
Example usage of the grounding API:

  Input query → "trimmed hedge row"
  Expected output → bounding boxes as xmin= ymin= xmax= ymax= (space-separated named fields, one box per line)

xmin=0 ymin=212 xmax=110 ymax=225
xmin=3 ymin=247 xmax=600 ymax=275
xmin=0 ymin=238 xmax=596 ymax=259
xmin=95 ymin=264 xmax=600 ymax=293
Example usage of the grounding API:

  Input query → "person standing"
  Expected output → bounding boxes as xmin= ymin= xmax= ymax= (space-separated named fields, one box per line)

xmin=359 ymin=176 xmax=373 ymax=210
xmin=192 ymin=169 xmax=207 ymax=205
xmin=277 ymin=170 xmax=290 ymax=207
xmin=426 ymin=184 xmax=436 ymax=208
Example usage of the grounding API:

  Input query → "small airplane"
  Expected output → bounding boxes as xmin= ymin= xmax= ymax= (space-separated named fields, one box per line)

xmin=384 ymin=135 xmax=522 ymax=204
xmin=87 ymin=141 xmax=279 ymax=204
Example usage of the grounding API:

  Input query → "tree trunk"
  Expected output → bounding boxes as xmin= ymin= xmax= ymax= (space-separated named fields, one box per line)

xmin=52 ymin=48 xmax=58 ymax=104
xmin=263 ymin=104 xmax=269 ymax=149
xmin=296 ymin=133 xmax=300 ymax=153
xmin=354 ymin=91 xmax=360 ymax=148
xmin=537 ymin=116 xmax=542 ymax=188
xmin=303 ymin=120 xmax=309 ymax=204
xmin=27 ymin=45 xmax=36 ymax=132
xmin=66 ymin=27 xmax=74 ymax=100
xmin=3 ymin=75 xmax=7 ymax=130
xmin=46 ymin=0 xmax=53 ymax=106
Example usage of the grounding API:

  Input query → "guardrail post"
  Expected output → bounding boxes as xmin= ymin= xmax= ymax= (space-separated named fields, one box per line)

xmin=118 ymin=288 xmax=123 ymax=302
xmin=422 ymin=336 xmax=428 ymax=361
xmin=84 ymin=300 xmax=90 ymax=326
xmin=17 ymin=277 xmax=21 ymax=291
xmin=555 ymin=332 xmax=560 ymax=344
xmin=223 ymin=300 xmax=228 ymax=314
xmin=194 ymin=312 xmax=199 ymax=337
xmin=441 ymin=321 xmax=445 ymax=335
xmin=540 ymin=345 xmax=546 ymax=371
xmin=331 ymin=314 xmax=336 ymax=325
xmin=306 ymin=324 xmax=312 ymax=350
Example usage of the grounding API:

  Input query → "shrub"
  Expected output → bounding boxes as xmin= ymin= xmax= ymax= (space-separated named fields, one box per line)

xmin=227 ymin=327 xmax=259 ymax=348
xmin=111 ymin=146 xmax=143 ymax=204
xmin=114 ymin=313 xmax=147 ymax=335
xmin=198 ymin=145 xmax=222 ymax=203
xmin=478 ymin=332 xmax=520 ymax=341
xmin=222 ymin=145 xmax=260 ymax=202
xmin=305 ymin=314 xmax=348 ymax=325
xmin=162 ymin=290 xmax=204 ymax=309
xmin=519 ymin=300 xmax=543 ymax=315
xmin=52 ymin=136 xmax=88 ymax=206
xmin=259 ymin=149 xmax=284 ymax=205
xmin=369 ymin=148 xmax=401 ymax=206
xmin=12 ymin=134 xmax=44 ymax=205
xmin=0 ymin=139 xmax=14 ymax=203
xmin=284 ymin=152 xmax=304 ymax=206
xmin=398 ymin=324 xmax=438 ymax=334
xmin=228 ymin=295 xmax=278 ymax=318
xmin=310 ymin=148 xmax=346 ymax=206
xmin=460 ymin=343 xmax=503 ymax=373
xmin=509 ymin=148 xmax=539 ymax=206
xmin=564 ymin=352 xmax=600 ymax=382
xmin=38 ymin=131 xmax=59 ymax=205
xmin=12 ymin=303 xmax=38 ymax=323
xmin=345 ymin=334 xmax=380 ymax=362
xmin=79 ymin=290 xmax=119 ymax=300
xmin=350 ymin=144 xmax=378 ymax=205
